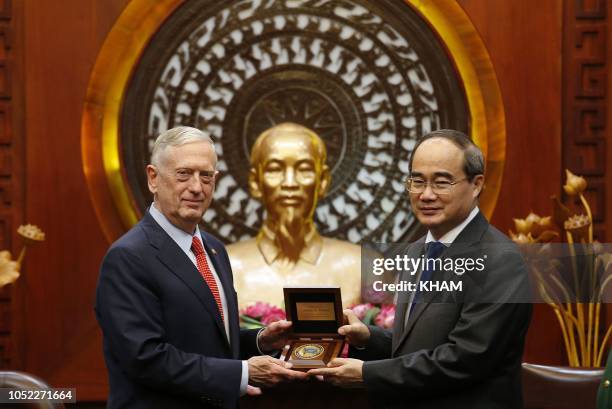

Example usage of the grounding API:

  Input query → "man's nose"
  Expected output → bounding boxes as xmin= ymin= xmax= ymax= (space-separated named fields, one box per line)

xmin=187 ymin=175 xmax=204 ymax=193
xmin=419 ymin=184 xmax=437 ymax=200
xmin=282 ymin=167 xmax=298 ymax=188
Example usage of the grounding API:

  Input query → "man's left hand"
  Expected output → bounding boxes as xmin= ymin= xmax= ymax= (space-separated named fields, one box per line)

xmin=307 ymin=358 xmax=364 ymax=388
xmin=258 ymin=320 xmax=292 ymax=352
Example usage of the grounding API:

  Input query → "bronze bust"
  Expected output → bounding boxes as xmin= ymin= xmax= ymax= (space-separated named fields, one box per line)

xmin=228 ymin=123 xmax=362 ymax=309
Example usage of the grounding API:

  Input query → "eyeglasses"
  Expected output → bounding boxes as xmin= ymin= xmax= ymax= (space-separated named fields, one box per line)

xmin=175 ymin=168 xmax=217 ymax=184
xmin=405 ymin=177 xmax=468 ymax=195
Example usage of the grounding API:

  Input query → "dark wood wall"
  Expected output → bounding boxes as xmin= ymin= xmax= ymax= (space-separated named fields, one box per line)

xmin=459 ymin=0 xmax=564 ymax=365
xmin=1 ymin=0 xmax=609 ymax=402
xmin=16 ymin=0 xmax=133 ymax=399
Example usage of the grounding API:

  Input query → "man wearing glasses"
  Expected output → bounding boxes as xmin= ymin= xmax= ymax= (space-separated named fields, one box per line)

xmin=95 ymin=126 xmax=306 ymax=409
xmin=310 ymin=129 xmax=532 ymax=409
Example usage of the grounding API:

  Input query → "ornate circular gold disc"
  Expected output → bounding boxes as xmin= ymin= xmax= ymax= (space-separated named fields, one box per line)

xmin=294 ymin=344 xmax=325 ymax=360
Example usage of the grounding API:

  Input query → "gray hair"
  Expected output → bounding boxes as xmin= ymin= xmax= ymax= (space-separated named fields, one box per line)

xmin=409 ymin=129 xmax=484 ymax=180
xmin=150 ymin=126 xmax=217 ymax=167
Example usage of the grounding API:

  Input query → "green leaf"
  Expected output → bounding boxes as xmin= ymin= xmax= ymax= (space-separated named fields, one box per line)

xmin=240 ymin=322 xmax=264 ymax=330
xmin=240 ymin=315 xmax=265 ymax=327
xmin=363 ymin=307 xmax=381 ymax=326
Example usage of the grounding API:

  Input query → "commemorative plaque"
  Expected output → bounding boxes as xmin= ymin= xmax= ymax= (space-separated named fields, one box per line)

xmin=280 ymin=287 xmax=345 ymax=370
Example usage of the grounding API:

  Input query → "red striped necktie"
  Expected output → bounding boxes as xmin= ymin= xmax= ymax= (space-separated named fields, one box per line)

xmin=191 ymin=236 xmax=224 ymax=321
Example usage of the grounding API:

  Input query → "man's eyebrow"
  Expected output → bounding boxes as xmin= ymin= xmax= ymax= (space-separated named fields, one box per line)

xmin=409 ymin=171 xmax=454 ymax=179
xmin=433 ymin=171 xmax=453 ymax=179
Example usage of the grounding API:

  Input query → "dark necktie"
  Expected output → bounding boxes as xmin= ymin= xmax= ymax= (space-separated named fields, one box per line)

xmin=191 ymin=236 xmax=224 ymax=321
xmin=409 ymin=241 xmax=446 ymax=315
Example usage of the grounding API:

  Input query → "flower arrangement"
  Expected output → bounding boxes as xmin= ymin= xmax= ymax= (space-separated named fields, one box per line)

xmin=350 ymin=303 xmax=395 ymax=329
xmin=240 ymin=301 xmax=396 ymax=330
xmin=510 ymin=170 xmax=611 ymax=367
xmin=240 ymin=302 xmax=287 ymax=329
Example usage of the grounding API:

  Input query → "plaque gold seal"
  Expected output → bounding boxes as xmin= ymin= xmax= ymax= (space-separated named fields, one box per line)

xmin=294 ymin=344 xmax=325 ymax=360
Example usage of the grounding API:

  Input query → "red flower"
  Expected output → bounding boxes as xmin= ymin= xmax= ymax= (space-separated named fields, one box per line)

xmin=351 ymin=303 xmax=374 ymax=320
xmin=242 ymin=301 xmax=270 ymax=319
xmin=261 ymin=310 xmax=286 ymax=325
xmin=374 ymin=304 xmax=396 ymax=329
xmin=241 ymin=302 xmax=286 ymax=327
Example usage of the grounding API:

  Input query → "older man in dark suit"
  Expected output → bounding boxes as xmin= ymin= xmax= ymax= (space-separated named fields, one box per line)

xmin=95 ymin=126 xmax=305 ymax=409
xmin=310 ymin=129 xmax=532 ymax=409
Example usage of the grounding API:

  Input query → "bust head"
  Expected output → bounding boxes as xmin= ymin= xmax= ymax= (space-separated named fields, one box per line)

xmin=249 ymin=122 xmax=330 ymax=226
xmin=248 ymin=123 xmax=331 ymax=261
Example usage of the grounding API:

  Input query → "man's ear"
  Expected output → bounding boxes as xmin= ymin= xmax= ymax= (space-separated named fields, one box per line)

xmin=472 ymin=174 xmax=485 ymax=198
xmin=248 ymin=168 xmax=262 ymax=200
xmin=146 ymin=164 xmax=159 ymax=195
xmin=318 ymin=164 xmax=331 ymax=198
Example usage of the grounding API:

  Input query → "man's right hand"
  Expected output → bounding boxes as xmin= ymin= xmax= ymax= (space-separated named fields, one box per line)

xmin=247 ymin=355 xmax=307 ymax=387
xmin=338 ymin=309 xmax=371 ymax=347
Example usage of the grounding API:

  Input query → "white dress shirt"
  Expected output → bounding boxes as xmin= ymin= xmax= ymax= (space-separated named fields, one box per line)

xmin=149 ymin=203 xmax=249 ymax=395
xmin=425 ymin=206 xmax=480 ymax=246
xmin=405 ymin=206 xmax=481 ymax=323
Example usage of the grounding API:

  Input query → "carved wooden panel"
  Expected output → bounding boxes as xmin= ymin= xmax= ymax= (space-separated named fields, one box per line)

xmin=0 ymin=0 xmax=13 ymax=368
xmin=563 ymin=0 xmax=608 ymax=241
xmin=0 ymin=102 xmax=12 ymax=144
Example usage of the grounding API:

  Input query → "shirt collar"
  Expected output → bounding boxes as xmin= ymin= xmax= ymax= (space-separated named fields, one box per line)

xmin=149 ymin=203 xmax=202 ymax=252
xmin=425 ymin=207 xmax=480 ymax=246
xmin=257 ymin=223 xmax=323 ymax=265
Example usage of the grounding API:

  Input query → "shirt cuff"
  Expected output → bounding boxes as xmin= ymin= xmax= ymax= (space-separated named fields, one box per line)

xmin=239 ymin=360 xmax=249 ymax=396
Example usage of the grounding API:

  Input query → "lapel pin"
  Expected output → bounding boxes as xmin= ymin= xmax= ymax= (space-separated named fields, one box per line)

xmin=211 ymin=248 xmax=217 ymax=255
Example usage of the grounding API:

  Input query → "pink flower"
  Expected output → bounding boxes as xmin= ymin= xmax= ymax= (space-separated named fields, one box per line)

xmin=374 ymin=304 xmax=395 ymax=329
xmin=261 ymin=311 xmax=286 ymax=325
xmin=382 ymin=314 xmax=394 ymax=328
xmin=262 ymin=304 xmax=286 ymax=324
xmin=241 ymin=302 xmax=286 ymax=324
xmin=379 ymin=304 xmax=395 ymax=315
xmin=242 ymin=301 xmax=271 ymax=319
xmin=351 ymin=303 xmax=374 ymax=320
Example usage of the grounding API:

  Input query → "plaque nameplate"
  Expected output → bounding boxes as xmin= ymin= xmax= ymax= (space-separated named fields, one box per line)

xmin=296 ymin=302 xmax=336 ymax=321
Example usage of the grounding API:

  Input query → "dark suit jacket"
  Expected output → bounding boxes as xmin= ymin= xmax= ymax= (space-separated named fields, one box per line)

xmin=95 ymin=211 xmax=260 ymax=409
xmin=355 ymin=212 xmax=532 ymax=409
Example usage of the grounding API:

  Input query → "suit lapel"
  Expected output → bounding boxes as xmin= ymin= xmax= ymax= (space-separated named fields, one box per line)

xmin=391 ymin=241 xmax=425 ymax=352
xmin=395 ymin=244 xmax=452 ymax=354
xmin=393 ymin=211 xmax=489 ymax=356
xmin=143 ymin=213 xmax=230 ymax=349
xmin=393 ymin=243 xmax=445 ymax=355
